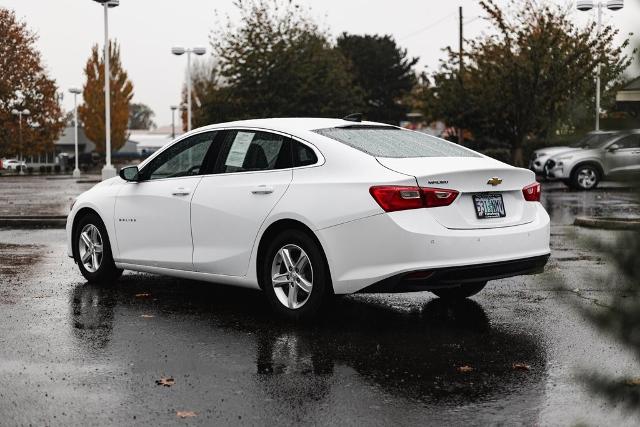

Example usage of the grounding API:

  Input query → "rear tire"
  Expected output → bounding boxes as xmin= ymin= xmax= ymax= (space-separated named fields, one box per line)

xmin=431 ymin=281 xmax=487 ymax=300
xmin=261 ymin=229 xmax=330 ymax=320
xmin=73 ymin=212 xmax=122 ymax=284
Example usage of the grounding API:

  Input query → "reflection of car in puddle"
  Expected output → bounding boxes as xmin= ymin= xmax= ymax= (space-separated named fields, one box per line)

xmin=70 ymin=280 xmax=546 ymax=419
xmin=70 ymin=283 xmax=116 ymax=351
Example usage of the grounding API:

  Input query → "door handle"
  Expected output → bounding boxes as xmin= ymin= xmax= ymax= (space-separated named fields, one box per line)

xmin=172 ymin=187 xmax=191 ymax=196
xmin=251 ymin=185 xmax=274 ymax=195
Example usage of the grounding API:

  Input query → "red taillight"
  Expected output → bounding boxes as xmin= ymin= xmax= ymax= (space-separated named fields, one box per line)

xmin=369 ymin=186 xmax=459 ymax=212
xmin=369 ymin=186 xmax=424 ymax=212
xmin=522 ymin=182 xmax=541 ymax=202
xmin=421 ymin=187 xmax=459 ymax=208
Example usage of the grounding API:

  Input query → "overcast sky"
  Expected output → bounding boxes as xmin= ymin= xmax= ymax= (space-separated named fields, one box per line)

xmin=2 ymin=0 xmax=639 ymax=126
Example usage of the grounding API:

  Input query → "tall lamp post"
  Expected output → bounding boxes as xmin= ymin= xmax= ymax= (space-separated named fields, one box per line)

xmin=69 ymin=88 xmax=82 ymax=177
xmin=577 ymin=0 xmax=624 ymax=131
xmin=170 ymin=105 xmax=178 ymax=139
xmin=93 ymin=0 xmax=120 ymax=180
xmin=11 ymin=108 xmax=30 ymax=175
xmin=171 ymin=46 xmax=206 ymax=132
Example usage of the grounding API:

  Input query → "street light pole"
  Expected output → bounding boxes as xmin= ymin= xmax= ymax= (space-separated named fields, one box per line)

xmin=170 ymin=105 xmax=177 ymax=139
xmin=11 ymin=108 xmax=30 ymax=175
xmin=171 ymin=46 xmax=206 ymax=132
xmin=93 ymin=0 xmax=119 ymax=180
xmin=577 ymin=0 xmax=624 ymax=131
xmin=69 ymin=88 xmax=82 ymax=177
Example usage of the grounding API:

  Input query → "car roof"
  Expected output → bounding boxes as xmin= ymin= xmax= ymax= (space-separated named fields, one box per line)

xmin=195 ymin=117 xmax=391 ymax=134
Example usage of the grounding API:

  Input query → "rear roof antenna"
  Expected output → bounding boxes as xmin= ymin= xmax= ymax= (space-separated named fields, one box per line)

xmin=342 ymin=113 xmax=363 ymax=122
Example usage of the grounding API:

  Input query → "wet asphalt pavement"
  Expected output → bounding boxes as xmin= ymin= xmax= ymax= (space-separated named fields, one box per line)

xmin=1 ymin=180 xmax=640 ymax=425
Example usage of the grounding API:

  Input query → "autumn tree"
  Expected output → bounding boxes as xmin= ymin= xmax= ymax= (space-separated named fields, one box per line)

xmin=0 ymin=8 xmax=64 ymax=158
xmin=129 ymin=103 xmax=156 ymax=130
xmin=78 ymin=42 xmax=133 ymax=155
xmin=337 ymin=34 xmax=418 ymax=124
xmin=425 ymin=0 xmax=632 ymax=165
xmin=196 ymin=0 xmax=362 ymax=123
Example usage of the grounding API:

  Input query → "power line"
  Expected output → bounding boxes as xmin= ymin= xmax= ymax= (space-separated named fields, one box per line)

xmin=463 ymin=16 xmax=482 ymax=25
xmin=400 ymin=12 xmax=456 ymax=41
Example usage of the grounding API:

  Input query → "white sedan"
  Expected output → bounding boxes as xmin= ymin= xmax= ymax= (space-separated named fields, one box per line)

xmin=66 ymin=118 xmax=550 ymax=319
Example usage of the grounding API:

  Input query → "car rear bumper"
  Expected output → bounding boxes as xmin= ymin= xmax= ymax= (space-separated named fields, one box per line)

xmin=316 ymin=203 xmax=550 ymax=294
xmin=358 ymin=254 xmax=549 ymax=293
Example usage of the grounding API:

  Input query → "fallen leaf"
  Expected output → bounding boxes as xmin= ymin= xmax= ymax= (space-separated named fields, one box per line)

xmin=140 ymin=314 xmax=154 ymax=318
xmin=156 ymin=377 xmax=175 ymax=387
xmin=176 ymin=411 xmax=197 ymax=418
xmin=512 ymin=363 xmax=531 ymax=371
xmin=135 ymin=293 xmax=151 ymax=298
xmin=457 ymin=365 xmax=474 ymax=373
xmin=626 ymin=378 xmax=640 ymax=386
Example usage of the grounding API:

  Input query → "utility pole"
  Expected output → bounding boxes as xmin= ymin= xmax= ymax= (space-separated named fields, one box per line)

xmin=458 ymin=6 xmax=464 ymax=145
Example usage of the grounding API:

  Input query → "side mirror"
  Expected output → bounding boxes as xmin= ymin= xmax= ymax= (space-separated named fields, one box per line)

xmin=119 ymin=165 xmax=140 ymax=182
xmin=608 ymin=143 xmax=621 ymax=152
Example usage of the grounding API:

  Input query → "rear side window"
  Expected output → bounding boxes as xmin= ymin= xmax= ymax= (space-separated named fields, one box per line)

xmin=218 ymin=130 xmax=292 ymax=173
xmin=313 ymin=126 xmax=478 ymax=158
xmin=292 ymin=141 xmax=318 ymax=166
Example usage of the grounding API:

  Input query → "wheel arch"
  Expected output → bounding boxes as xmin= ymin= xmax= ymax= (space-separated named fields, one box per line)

xmin=570 ymin=160 xmax=604 ymax=179
xmin=71 ymin=207 xmax=106 ymax=261
xmin=255 ymin=218 xmax=333 ymax=293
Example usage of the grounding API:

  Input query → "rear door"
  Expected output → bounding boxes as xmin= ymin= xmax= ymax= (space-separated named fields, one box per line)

xmin=113 ymin=131 xmax=217 ymax=269
xmin=190 ymin=129 xmax=294 ymax=276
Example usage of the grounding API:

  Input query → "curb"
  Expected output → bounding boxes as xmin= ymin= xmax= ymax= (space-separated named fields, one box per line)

xmin=574 ymin=216 xmax=640 ymax=231
xmin=0 ymin=216 xmax=67 ymax=229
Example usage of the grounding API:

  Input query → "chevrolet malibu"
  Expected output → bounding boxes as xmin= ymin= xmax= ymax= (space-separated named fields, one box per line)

xmin=66 ymin=118 xmax=550 ymax=319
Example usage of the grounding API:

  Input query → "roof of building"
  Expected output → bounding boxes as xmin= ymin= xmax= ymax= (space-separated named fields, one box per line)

xmin=54 ymin=126 xmax=92 ymax=146
xmin=621 ymin=76 xmax=640 ymax=91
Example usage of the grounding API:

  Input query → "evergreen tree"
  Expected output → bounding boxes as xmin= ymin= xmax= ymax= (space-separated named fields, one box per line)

xmin=337 ymin=33 xmax=418 ymax=124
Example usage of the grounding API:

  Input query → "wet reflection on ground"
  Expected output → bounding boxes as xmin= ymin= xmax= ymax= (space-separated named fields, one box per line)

xmin=542 ymin=181 xmax=639 ymax=225
xmin=70 ymin=274 xmax=546 ymax=423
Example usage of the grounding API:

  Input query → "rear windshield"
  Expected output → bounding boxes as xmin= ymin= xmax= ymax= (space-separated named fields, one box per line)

xmin=313 ymin=126 xmax=479 ymax=158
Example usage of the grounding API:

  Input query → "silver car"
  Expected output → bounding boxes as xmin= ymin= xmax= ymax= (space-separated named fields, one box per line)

xmin=544 ymin=130 xmax=640 ymax=190
xmin=529 ymin=131 xmax=616 ymax=174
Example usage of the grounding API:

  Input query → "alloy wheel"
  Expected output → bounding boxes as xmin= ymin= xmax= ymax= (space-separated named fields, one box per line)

xmin=271 ymin=244 xmax=313 ymax=309
xmin=577 ymin=167 xmax=597 ymax=189
xmin=78 ymin=224 xmax=104 ymax=273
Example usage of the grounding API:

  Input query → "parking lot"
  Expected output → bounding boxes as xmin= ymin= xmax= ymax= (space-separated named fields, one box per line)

xmin=1 ymin=178 xmax=639 ymax=425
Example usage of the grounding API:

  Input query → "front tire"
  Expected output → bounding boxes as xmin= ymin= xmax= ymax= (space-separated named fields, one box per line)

xmin=73 ymin=213 xmax=122 ymax=284
xmin=431 ymin=281 xmax=487 ymax=300
xmin=261 ymin=229 xmax=330 ymax=320
xmin=570 ymin=164 xmax=600 ymax=190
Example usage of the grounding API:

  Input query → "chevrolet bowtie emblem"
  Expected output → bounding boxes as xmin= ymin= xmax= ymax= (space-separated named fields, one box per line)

xmin=487 ymin=177 xmax=503 ymax=186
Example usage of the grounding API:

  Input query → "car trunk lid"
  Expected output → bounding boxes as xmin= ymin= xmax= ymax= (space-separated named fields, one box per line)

xmin=376 ymin=156 xmax=538 ymax=229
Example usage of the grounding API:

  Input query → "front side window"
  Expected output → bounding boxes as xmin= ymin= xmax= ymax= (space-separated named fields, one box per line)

xmin=313 ymin=126 xmax=479 ymax=158
xmin=218 ymin=130 xmax=292 ymax=173
xmin=141 ymin=132 xmax=216 ymax=180
xmin=614 ymin=134 xmax=640 ymax=149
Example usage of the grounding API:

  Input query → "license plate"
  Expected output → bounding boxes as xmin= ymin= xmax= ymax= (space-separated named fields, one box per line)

xmin=472 ymin=194 xmax=506 ymax=219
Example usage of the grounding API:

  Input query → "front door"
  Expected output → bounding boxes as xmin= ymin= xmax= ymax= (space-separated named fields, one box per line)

xmin=605 ymin=134 xmax=640 ymax=177
xmin=113 ymin=131 xmax=217 ymax=270
xmin=191 ymin=129 xmax=294 ymax=276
